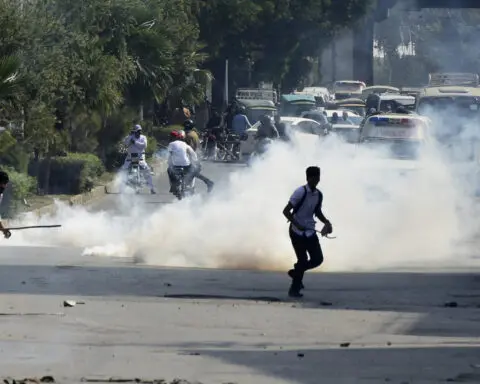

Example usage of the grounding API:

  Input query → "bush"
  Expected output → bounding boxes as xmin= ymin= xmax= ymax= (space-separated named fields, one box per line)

xmin=0 ymin=167 xmax=36 ymax=218
xmin=32 ymin=152 xmax=105 ymax=194
xmin=0 ymin=143 xmax=30 ymax=173
xmin=152 ymin=125 xmax=182 ymax=144
xmin=146 ymin=135 xmax=157 ymax=158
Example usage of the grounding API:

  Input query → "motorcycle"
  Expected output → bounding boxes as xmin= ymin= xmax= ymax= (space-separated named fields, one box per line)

xmin=248 ymin=137 xmax=273 ymax=165
xmin=173 ymin=166 xmax=195 ymax=200
xmin=200 ymin=130 xmax=218 ymax=160
xmin=125 ymin=153 xmax=147 ymax=194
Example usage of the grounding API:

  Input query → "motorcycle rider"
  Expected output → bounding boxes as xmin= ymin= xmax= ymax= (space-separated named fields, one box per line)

xmin=0 ymin=171 xmax=11 ymax=239
xmin=167 ymin=130 xmax=214 ymax=194
xmin=274 ymin=113 xmax=290 ymax=142
xmin=232 ymin=106 xmax=252 ymax=136
xmin=121 ymin=124 xmax=156 ymax=194
xmin=183 ymin=119 xmax=200 ymax=151
xmin=254 ymin=115 xmax=279 ymax=154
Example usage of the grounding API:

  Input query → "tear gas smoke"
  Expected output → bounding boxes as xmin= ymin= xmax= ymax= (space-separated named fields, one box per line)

xmin=4 ymin=113 xmax=480 ymax=272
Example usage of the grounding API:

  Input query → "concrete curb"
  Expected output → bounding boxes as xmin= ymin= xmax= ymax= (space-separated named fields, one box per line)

xmin=25 ymin=159 xmax=168 ymax=218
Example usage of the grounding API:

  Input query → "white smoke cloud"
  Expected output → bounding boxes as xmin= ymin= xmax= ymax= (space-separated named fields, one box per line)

xmin=4 ymin=121 xmax=480 ymax=272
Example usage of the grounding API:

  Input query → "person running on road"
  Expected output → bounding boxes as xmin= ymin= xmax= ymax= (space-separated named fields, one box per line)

xmin=0 ymin=171 xmax=11 ymax=239
xmin=282 ymin=166 xmax=333 ymax=298
xmin=183 ymin=121 xmax=214 ymax=192
xmin=121 ymin=124 xmax=156 ymax=194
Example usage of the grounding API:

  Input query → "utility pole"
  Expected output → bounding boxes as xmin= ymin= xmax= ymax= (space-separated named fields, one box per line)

xmin=331 ymin=34 xmax=337 ymax=82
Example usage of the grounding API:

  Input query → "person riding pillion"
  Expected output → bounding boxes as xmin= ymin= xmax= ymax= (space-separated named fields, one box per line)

xmin=121 ymin=124 xmax=156 ymax=194
xmin=183 ymin=119 xmax=200 ymax=152
xmin=182 ymin=120 xmax=214 ymax=192
xmin=0 ymin=171 xmax=11 ymax=239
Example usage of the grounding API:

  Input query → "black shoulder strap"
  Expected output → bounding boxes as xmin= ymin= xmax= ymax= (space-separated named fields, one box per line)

xmin=314 ymin=189 xmax=322 ymax=213
xmin=292 ymin=186 xmax=307 ymax=215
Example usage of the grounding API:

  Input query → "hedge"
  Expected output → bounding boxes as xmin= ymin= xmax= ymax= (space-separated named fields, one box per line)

xmin=0 ymin=167 xmax=36 ymax=218
xmin=30 ymin=152 xmax=105 ymax=195
xmin=152 ymin=125 xmax=183 ymax=144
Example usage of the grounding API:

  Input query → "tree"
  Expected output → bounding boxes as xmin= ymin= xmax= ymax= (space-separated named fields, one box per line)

xmin=197 ymin=0 xmax=374 ymax=98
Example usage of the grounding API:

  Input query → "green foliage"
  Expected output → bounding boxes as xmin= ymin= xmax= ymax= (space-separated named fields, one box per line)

xmin=34 ymin=152 xmax=105 ymax=195
xmin=0 ymin=130 xmax=15 ymax=154
xmin=0 ymin=167 xmax=36 ymax=218
xmin=198 ymin=0 xmax=373 ymax=92
xmin=145 ymin=136 xmax=157 ymax=158
xmin=152 ymin=125 xmax=183 ymax=144
xmin=0 ymin=0 xmax=373 ymax=205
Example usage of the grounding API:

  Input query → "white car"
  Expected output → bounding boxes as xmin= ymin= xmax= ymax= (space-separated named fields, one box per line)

xmin=240 ymin=117 xmax=324 ymax=156
xmin=322 ymin=110 xmax=363 ymax=142
xmin=355 ymin=113 xmax=432 ymax=200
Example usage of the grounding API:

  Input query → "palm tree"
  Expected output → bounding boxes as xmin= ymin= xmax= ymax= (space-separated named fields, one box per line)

xmin=0 ymin=55 xmax=22 ymax=101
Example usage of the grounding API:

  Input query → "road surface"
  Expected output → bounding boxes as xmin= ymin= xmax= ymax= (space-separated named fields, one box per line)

xmin=88 ymin=160 xmax=245 ymax=213
xmin=1 ymin=161 xmax=480 ymax=383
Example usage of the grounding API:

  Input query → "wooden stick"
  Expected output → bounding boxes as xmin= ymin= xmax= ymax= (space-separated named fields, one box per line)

xmin=6 ymin=225 xmax=62 ymax=230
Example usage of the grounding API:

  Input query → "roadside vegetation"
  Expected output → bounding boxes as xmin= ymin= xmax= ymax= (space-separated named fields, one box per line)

xmin=0 ymin=0 xmax=373 ymax=217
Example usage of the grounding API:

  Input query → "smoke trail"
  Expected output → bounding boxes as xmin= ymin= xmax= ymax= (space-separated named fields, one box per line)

xmin=5 ymin=123 xmax=479 ymax=272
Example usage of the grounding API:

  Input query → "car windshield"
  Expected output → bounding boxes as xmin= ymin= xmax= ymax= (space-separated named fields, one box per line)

xmin=379 ymin=99 xmax=416 ymax=112
xmin=361 ymin=139 xmax=422 ymax=160
xmin=335 ymin=83 xmax=363 ymax=93
xmin=247 ymin=109 xmax=274 ymax=124
xmin=417 ymin=96 xmax=480 ymax=116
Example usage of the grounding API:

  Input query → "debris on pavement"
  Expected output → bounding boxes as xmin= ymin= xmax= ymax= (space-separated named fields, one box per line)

xmin=297 ymin=353 xmax=304 ymax=358
xmin=0 ymin=313 xmax=64 ymax=317
xmin=80 ymin=379 xmax=205 ymax=383
xmin=340 ymin=342 xmax=351 ymax=348
xmin=446 ymin=372 xmax=480 ymax=382
xmin=444 ymin=301 xmax=458 ymax=308
xmin=319 ymin=301 xmax=333 ymax=306
xmin=63 ymin=300 xmax=86 ymax=307
xmin=3 ymin=376 xmax=55 ymax=383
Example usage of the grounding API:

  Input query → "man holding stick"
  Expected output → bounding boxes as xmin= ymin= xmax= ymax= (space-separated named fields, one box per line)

xmin=282 ymin=166 xmax=333 ymax=298
xmin=0 ymin=171 xmax=11 ymax=239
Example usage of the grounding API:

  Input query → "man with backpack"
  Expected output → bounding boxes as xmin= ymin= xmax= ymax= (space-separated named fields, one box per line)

xmin=282 ymin=166 xmax=333 ymax=298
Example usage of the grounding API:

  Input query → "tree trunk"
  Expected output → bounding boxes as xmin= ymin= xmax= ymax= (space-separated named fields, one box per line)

xmin=139 ymin=104 xmax=144 ymax=122
xmin=43 ymin=156 xmax=51 ymax=195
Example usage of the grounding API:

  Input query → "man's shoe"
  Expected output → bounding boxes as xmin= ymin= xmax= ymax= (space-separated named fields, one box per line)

xmin=288 ymin=288 xmax=303 ymax=298
xmin=150 ymin=189 xmax=157 ymax=195
xmin=207 ymin=182 xmax=214 ymax=193
xmin=287 ymin=269 xmax=305 ymax=290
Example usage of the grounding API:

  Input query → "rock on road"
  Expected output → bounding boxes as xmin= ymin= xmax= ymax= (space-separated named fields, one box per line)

xmin=1 ymin=161 xmax=480 ymax=383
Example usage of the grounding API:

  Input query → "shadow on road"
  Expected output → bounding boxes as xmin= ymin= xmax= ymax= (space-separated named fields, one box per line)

xmin=0 ymin=262 xmax=479 ymax=339
xmin=176 ymin=346 xmax=480 ymax=384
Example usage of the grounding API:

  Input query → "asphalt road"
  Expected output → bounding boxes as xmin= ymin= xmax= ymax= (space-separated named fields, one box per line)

xmin=1 ymin=160 xmax=480 ymax=383
xmin=88 ymin=160 xmax=245 ymax=213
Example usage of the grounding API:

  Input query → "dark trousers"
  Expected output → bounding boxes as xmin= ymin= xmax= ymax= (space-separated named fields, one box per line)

xmin=168 ymin=166 xmax=212 ymax=191
xmin=194 ymin=170 xmax=213 ymax=186
xmin=289 ymin=227 xmax=324 ymax=289
xmin=168 ymin=166 xmax=194 ymax=191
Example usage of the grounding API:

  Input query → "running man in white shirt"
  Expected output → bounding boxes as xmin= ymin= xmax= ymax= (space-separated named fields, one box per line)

xmin=0 ymin=171 xmax=11 ymax=239
xmin=282 ymin=166 xmax=333 ymax=298
xmin=121 ymin=124 xmax=156 ymax=194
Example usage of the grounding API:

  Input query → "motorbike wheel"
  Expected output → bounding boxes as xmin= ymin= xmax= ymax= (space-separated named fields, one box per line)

xmin=175 ymin=176 xmax=185 ymax=200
